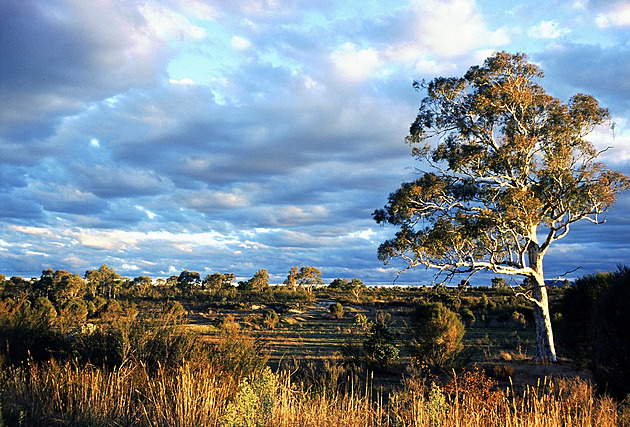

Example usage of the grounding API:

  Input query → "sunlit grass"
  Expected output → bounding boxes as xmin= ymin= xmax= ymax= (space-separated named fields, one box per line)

xmin=1 ymin=358 xmax=619 ymax=426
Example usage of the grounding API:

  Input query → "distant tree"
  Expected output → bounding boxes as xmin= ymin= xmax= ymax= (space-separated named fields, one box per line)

xmin=491 ymin=277 xmax=509 ymax=289
xmin=131 ymin=275 xmax=153 ymax=296
xmin=177 ymin=270 xmax=201 ymax=295
xmin=283 ymin=266 xmax=323 ymax=293
xmin=203 ymin=273 xmax=235 ymax=290
xmin=239 ymin=269 xmax=269 ymax=291
xmin=51 ymin=270 xmax=85 ymax=303
xmin=85 ymin=264 xmax=121 ymax=299
xmin=33 ymin=268 xmax=54 ymax=298
xmin=283 ymin=266 xmax=300 ymax=289
xmin=3 ymin=276 xmax=31 ymax=298
xmin=328 ymin=278 xmax=350 ymax=290
xmin=374 ymin=52 xmax=629 ymax=362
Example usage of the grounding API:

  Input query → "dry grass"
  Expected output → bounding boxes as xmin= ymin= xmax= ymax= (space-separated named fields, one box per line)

xmin=0 ymin=358 xmax=620 ymax=426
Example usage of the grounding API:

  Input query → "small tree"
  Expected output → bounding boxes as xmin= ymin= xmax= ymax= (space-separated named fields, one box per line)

xmin=374 ymin=52 xmax=629 ymax=362
xmin=329 ymin=302 xmax=344 ymax=319
xmin=407 ymin=302 xmax=464 ymax=368
xmin=363 ymin=312 xmax=399 ymax=370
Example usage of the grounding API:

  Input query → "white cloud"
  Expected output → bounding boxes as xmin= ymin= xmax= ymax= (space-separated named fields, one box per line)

xmin=409 ymin=0 xmax=508 ymax=58
xmin=183 ymin=189 xmax=250 ymax=211
xmin=139 ymin=2 xmax=206 ymax=41
xmin=169 ymin=78 xmax=196 ymax=85
xmin=596 ymin=4 xmax=630 ymax=28
xmin=135 ymin=205 xmax=157 ymax=220
xmin=330 ymin=43 xmax=382 ymax=82
xmin=528 ymin=20 xmax=570 ymax=39
xmin=231 ymin=35 xmax=252 ymax=50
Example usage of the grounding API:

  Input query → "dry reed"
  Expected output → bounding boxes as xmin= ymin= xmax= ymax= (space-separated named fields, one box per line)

xmin=0 ymin=359 xmax=620 ymax=426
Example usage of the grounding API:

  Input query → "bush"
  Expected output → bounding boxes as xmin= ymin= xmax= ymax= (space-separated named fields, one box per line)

xmin=329 ymin=302 xmax=344 ymax=319
xmin=559 ymin=266 xmax=630 ymax=399
xmin=262 ymin=309 xmax=279 ymax=329
xmin=407 ymin=301 xmax=464 ymax=368
xmin=591 ymin=267 xmax=630 ymax=399
xmin=363 ymin=312 xmax=399 ymax=371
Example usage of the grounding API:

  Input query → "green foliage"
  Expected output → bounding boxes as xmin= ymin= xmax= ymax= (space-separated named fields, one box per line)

xmin=203 ymin=272 xmax=236 ymax=291
xmin=221 ymin=367 xmax=276 ymax=427
xmin=239 ymin=269 xmax=270 ymax=292
xmin=329 ymin=302 xmax=344 ymax=319
xmin=284 ymin=266 xmax=323 ymax=291
xmin=459 ymin=308 xmax=475 ymax=327
xmin=407 ymin=302 xmax=465 ymax=368
xmin=363 ymin=312 xmax=400 ymax=371
xmin=426 ymin=382 xmax=448 ymax=424
xmin=0 ymin=298 xmax=65 ymax=363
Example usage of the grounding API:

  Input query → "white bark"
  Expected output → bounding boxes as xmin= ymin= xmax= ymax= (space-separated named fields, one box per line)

xmin=528 ymin=236 xmax=557 ymax=363
xmin=531 ymin=276 xmax=557 ymax=362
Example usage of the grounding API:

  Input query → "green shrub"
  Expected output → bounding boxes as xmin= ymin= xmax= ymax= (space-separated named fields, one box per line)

xmin=363 ymin=312 xmax=399 ymax=371
xmin=329 ymin=302 xmax=344 ymax=319
xmin=591 ymin=267 xmax=630 ymax=399
xmin=407 ymin=301 xmax=465 ymax=368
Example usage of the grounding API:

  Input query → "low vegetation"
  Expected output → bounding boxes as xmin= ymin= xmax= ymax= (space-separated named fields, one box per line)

xmin=0 ymin=265 xmax=628 ymax=425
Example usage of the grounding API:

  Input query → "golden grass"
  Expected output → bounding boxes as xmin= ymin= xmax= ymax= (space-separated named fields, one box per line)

xmin=1 ymin=359 xmax=620 ymax=426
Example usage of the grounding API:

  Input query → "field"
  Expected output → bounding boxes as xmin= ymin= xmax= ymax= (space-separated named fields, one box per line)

xmin=0 ymin=277 xmax=627 ymax=426
xmin=184 ymin=295 xmax=582 ymax=389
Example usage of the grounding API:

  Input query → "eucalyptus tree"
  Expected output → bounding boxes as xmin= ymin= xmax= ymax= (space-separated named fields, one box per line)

xmin=374 ymin=52 xmax=629 ymax=362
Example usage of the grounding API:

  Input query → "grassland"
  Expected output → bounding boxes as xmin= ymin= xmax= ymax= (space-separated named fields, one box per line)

xmin=0 ymin=281 xmax=626 ymax=425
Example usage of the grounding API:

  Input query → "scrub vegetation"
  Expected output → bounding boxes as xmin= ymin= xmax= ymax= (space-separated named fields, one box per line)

xmin=0 ymin=264 xmax=628 ymax=426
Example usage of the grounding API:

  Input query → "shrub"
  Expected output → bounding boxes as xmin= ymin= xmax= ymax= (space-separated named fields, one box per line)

xmin=329 ymin=302 xmax=344 ymax=319
xmin=591 ymin=267 xmax=630 ymax=399
xmin=262 ymin=309 xmax=279 ymax=330
xmin=559 ymin=266 xmax=630 ymax=399
xmin=221 ymin=366 xmax=276 ymax=427
xmin=363 ymin=312 xmax=399 ymax=371
xmin=407 ymin=301 xmax=465 ymax=368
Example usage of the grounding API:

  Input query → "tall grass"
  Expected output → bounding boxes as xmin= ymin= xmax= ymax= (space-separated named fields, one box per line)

xmin=1 ymin=358 xmax=619 ymax=426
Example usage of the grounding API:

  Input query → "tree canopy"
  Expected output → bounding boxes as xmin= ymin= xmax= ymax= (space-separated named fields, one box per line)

xmin=374 ymin=52 xmax=629 ymax=362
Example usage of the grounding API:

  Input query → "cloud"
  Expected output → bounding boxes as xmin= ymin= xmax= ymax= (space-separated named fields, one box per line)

xmin=330 ymin=43 xmax=382 ymax=82
xmin=1 ymin=0 xmax=628 ymax=285
xmin=138 ymin=2 xmax=207 ymax=41
xmin=528 ymin=20 xmax=570 ymax=39
xmin=595 ymin=3 xmax=630 ymax=28
xmin=0 ymin=0 xmax=169 ymax=141
xmin=535 ymin=44 xmax=630 ymax=114
xmin=231 ymin=35 xmax=252 ymax=50
xmin=408 ymin=0 xmax=510 ymax=58
xmin=181 ymin=188 xmax=251 ymax=212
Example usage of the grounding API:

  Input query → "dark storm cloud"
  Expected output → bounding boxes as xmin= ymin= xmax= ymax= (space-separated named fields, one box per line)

xmin=0 ymin=0 xmax=166 ymax=142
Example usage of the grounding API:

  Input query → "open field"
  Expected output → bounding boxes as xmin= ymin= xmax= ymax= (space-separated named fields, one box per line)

xmin=183 ymin=296 xmax=589 ymax=392
xmin=1 ymin=277 xmax=626 ymax=425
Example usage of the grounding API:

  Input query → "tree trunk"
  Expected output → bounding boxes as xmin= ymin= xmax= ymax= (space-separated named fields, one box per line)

xmin=528 ymin=238 xmax=557 ymax=363
xmin=531 ymin=275 xmax=557 ymax=362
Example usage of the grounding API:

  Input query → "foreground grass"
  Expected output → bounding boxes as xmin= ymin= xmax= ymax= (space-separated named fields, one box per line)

xmin=0 ymin=357 xmax=620 ymax=426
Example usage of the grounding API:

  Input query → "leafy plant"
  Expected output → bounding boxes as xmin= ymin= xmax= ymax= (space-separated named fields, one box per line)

xmin=407 ymin=301 xmax=464 ymax=368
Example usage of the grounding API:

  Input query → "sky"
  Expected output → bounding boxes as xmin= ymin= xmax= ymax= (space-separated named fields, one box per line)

xmin=1 ymin=0 xmax=630 ymax=285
